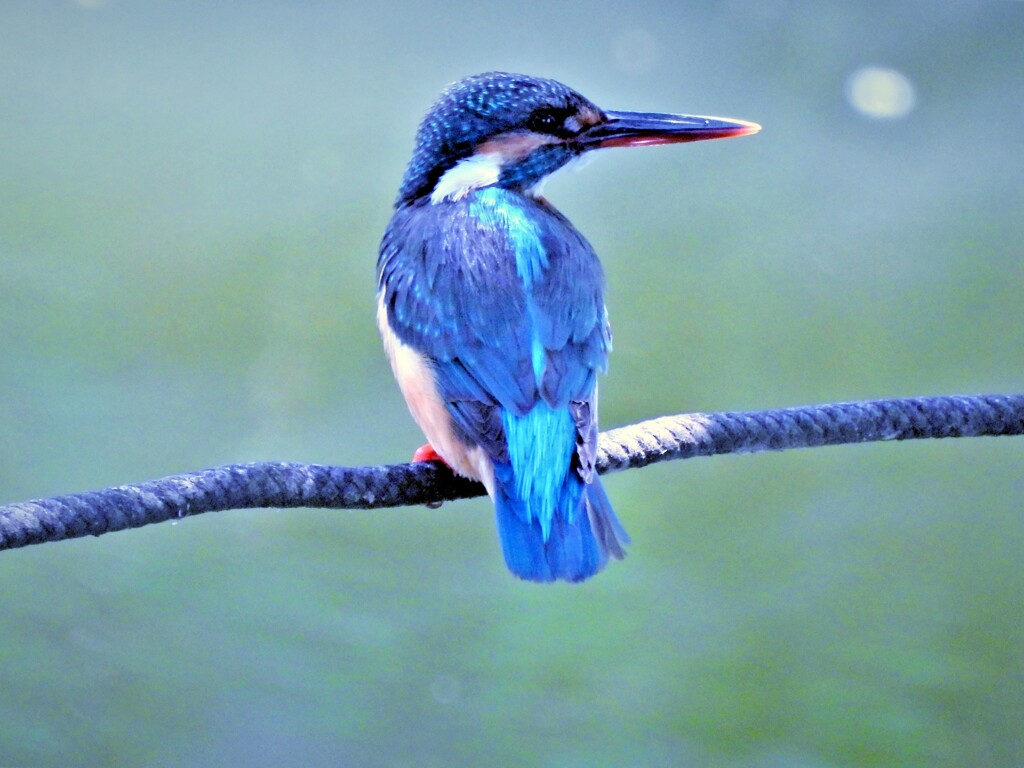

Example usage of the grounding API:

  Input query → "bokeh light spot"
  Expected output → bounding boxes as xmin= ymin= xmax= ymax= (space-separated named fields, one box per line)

xmin=429 ymin=674 xmax=462 ymax=705
xmin=845 ymin=66 xmax=916 ymax=119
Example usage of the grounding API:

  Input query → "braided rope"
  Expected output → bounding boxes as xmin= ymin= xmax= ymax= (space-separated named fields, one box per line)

xmin=2 ymin=394 xmax=1021 ymax=552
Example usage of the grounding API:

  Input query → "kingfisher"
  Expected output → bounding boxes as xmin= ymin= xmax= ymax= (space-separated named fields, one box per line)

xmin=377 ymin=72 xmax=759 ymax=583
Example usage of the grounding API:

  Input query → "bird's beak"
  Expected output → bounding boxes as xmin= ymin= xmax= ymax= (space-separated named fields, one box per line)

xmin=580 ymin=110 xmax=761 ymax=149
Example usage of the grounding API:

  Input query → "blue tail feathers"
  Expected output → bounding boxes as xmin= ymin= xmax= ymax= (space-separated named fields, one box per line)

xmin=494 ymin=471 xmax=628 ymax=582
xmin=494 ymin=404 xmax=629 ymax=582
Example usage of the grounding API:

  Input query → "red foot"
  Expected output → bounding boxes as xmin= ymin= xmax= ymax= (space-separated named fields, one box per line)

xmin=412 ymin=443 xmax=449 ymax=466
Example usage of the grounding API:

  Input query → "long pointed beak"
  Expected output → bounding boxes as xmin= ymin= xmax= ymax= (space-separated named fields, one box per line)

xmin=581 ymin=110 xmax=761 ymax=149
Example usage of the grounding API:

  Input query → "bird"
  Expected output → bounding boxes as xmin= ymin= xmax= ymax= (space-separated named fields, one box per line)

xmin=377 ymin=72 xmax=759 ymax=583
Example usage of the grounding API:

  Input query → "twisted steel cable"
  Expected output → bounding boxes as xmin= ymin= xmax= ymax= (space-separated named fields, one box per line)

xmin=2 ymin=393 xmax=1021 ymax=552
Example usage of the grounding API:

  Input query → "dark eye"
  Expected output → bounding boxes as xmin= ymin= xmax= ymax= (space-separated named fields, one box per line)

xmin=528 ymin=108 xmax=565 ymax=134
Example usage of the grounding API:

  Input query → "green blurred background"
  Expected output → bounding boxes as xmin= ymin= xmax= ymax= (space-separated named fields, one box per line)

xmin=2 ymin=2 xmax=1022 ymax=766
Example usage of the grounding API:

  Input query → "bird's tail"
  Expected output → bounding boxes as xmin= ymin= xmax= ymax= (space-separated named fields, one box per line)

xmin=493 ymin=467 xmax=629 ymax=583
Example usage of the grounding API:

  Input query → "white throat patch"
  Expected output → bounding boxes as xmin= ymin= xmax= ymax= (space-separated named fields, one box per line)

xmin=430 ymin=152 xmax=502 ymax=204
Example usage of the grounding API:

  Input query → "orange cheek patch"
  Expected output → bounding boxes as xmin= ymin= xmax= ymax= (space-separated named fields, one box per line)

xmin=576 ymin=107 xmax=603 ymax=129
xmin=478 ymin=132 xmax=556 ymax=162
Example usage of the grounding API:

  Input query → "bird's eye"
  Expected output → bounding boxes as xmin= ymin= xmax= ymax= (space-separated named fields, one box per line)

xmin=528 ymin=109 xmax=565 ymax=135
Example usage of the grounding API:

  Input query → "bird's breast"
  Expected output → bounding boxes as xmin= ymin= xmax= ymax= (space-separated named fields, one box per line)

xmin=376 ymin=295 xmax=496 ymax=494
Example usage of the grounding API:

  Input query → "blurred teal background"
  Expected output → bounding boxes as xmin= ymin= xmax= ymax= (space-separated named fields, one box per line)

xmin=2 ymin=2 xmax=1023 ymax=766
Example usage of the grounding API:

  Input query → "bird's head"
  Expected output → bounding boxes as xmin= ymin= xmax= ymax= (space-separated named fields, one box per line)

xmin=395 ymin=71 xmax=760 ymax=207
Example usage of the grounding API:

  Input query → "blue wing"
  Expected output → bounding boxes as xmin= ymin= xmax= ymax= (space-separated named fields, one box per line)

xmin=379 ymin=191 xmax=609 ymax=426
xmin=378 ymin=188 xmax=627 ymax=581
